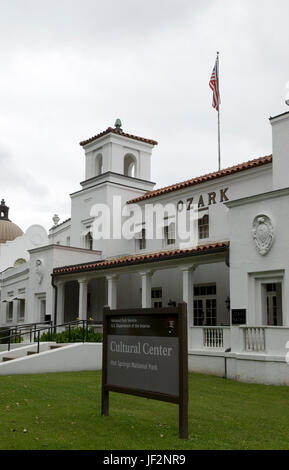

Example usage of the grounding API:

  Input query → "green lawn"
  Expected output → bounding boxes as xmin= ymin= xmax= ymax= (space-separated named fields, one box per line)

xmin=0 ymin=371 xmax=288 ymax=450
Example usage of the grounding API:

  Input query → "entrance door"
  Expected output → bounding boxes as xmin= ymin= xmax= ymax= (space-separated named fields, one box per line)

xmin=266 ymin=283 xmax=282 ymax=326
xmin=193 ymin=284 xmax=217 ymax=326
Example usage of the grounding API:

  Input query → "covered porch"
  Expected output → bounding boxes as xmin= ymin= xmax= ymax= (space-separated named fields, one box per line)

xmin=53 ymin=241 xmax=230 ymax=351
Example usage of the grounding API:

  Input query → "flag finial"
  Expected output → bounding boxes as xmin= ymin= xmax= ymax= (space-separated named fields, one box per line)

xmin=114 ymin=118 xmax=122 ymax=131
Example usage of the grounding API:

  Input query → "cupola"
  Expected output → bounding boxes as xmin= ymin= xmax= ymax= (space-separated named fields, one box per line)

xmin=0 ymin=199 xmax=23 ymax=244
xmin=80 ymin=120 xmax=158 ymax=182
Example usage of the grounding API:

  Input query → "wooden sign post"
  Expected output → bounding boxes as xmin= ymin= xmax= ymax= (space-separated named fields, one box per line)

xmin=101 ymin=302 xmax=188 ymax=439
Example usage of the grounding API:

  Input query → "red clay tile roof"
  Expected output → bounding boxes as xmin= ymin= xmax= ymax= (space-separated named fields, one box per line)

xmin=80 ymin=127 xmax=158 ymax=147
xmin=128 ymin=155 xmax=272 ymax=204
xmin=53 ymin=241 xmax=229 ymax=275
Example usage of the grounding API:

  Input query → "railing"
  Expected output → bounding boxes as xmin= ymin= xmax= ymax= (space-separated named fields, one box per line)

xmin=243 ymin=327 xmax=266 ymax=352
xmin=0 ymin=320 xmax=100 ymax=354
xmin=203 ymin=327 xmax=224 ymax=348
xmin=0 ymin=321 xmax=53 ymax=344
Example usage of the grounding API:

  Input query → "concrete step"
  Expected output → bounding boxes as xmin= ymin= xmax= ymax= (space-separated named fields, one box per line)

xmin=0 ymin=343 xmax=102 ymax=375
xmin=2 ymin=356 xmax=19 ymax=362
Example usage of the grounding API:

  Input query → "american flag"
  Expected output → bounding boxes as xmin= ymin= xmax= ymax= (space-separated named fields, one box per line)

xmin=209 ymin=56 xmax=220 ymax=111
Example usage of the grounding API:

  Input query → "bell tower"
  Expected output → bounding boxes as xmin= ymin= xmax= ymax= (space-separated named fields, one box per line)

xmin=80 ymin=119 xmax=158 ymax=183
xmin=70 ymin=121 xmax=157 ymax=254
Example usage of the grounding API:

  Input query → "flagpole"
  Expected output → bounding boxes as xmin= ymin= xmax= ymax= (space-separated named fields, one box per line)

xmin=218 ymin=105 xmax=221 ymax=171
xmin=217 ymin=51 xmax=221 ymax=171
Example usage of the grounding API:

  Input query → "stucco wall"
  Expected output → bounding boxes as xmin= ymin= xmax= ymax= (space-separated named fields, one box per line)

xmin=228 ymin=190 xmax=289 ymax=327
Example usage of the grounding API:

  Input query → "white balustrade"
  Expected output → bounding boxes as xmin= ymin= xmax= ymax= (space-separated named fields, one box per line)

xmin=244 ymin=327 xmax=266 ymax=352
xmin=203 ymin=327 xmax=224 ymax=348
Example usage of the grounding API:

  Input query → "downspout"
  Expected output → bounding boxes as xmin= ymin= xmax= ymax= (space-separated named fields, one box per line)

xmin=224 ymin=245 xmax=231 ymax=378
xmin=51 ymin=273 xmax=58 ymax=327
xmin=225 ymin=245 xmax=230 ymax=267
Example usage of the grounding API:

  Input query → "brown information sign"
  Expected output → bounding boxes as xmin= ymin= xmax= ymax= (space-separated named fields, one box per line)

xmin=101 ymin=303 xmax=188 ymax=439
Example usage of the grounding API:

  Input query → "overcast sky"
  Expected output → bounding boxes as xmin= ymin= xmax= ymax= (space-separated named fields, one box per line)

xmin=0 ymin=0 xmax=289 ymax=231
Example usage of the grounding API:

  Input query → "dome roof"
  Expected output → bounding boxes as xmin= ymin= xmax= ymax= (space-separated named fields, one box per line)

xmin=0 ymin=219 xmax=23 ymax=244
xmin=0 ymin=199 xmax=23 ymax=244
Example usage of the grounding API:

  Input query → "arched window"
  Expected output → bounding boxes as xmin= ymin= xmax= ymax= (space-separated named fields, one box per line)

xmin=14 ymin=258 xmax=27 ymax=267
xmin=124 ymin=154 xmax=136 ymax=177
xmin=95 ymin=153 xmax=103 ymax=176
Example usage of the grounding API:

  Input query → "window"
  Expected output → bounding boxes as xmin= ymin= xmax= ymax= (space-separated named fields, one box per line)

xmin=139 ymin=228 xmax=146 ymax=250
xmin=18 ymin=299 xmax=25 ymax=321
xmin=40 ymin=299 xmax=46 ymax=322
xmin=198 ymin=213 xmax=209 ymax=240
xmin=14 ymin=258 xmax=26 ymax=267
xmin=164 ymin=222 xmax=175 ymax=246
xmin=66 ymin=236 xmax=70 ymax=246
xmin=124 ymin=154 xmax=136 ymax=177
xmin=152 ymin=287 xmax=162 ymax=308
xmin=85 ymin=232 xmax=93 ymax=250
xmin=266 ymin=283 xmax=276 ymax=292
xmin=135 ymin=225 xmax=146 ymax=250
xmin=193 ymin=284 xmax=217 ymax=326
xmin=194 ymin=285 xmax=216 ymax=296
xmin=7 ymin=302 xmax=13 ymax=322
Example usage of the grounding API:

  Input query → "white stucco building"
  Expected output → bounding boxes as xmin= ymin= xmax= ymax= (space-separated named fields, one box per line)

xmin=1 ymin=111 xmax=289 ymax=385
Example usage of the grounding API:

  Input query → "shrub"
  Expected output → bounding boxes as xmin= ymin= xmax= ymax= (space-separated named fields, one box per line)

xmin=39 ymin=326 xmax=102 ymax=344
xmin=11 ymin=335 xmax=24 ymax=344
xmin=0 ymin=328 xmax=23 ymax=344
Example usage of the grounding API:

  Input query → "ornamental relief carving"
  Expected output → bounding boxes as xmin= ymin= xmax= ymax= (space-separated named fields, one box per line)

xmin=35 ymin=259 xmax=44 ymax=284
xmin=252 ymin=214 xmax=274 ymax=256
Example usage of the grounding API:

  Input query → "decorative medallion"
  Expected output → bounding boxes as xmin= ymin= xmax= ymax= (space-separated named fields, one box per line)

xmin=29 ymin=233 xmax=45 ymax=246
xmin=35 ymin=259 xmax=44 ymax=284
xmin=252 ymin=215 xmax=274 ymax=256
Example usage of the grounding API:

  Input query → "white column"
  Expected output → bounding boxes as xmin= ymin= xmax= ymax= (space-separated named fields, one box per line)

xmin=56 ymin=282 xmax=65 ymax=325
xmin=106 ymin=275 xmax=118 ymax=309
xmin=78 ymin=279 xmax=88 ymax=320
xmin=139 ymin=271 xmax=154 ymax=308
xmin=180 ymin=264 xmax=197 ymax=348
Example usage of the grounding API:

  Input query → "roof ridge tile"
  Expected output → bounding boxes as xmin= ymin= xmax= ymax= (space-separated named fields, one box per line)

xmin=127 ymin=154 xmax=272 ymax=204
xmin=53 ymin=241 xmax=229 ymax=275
xmin=80 ymin=127 xmax=158 ymax=147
